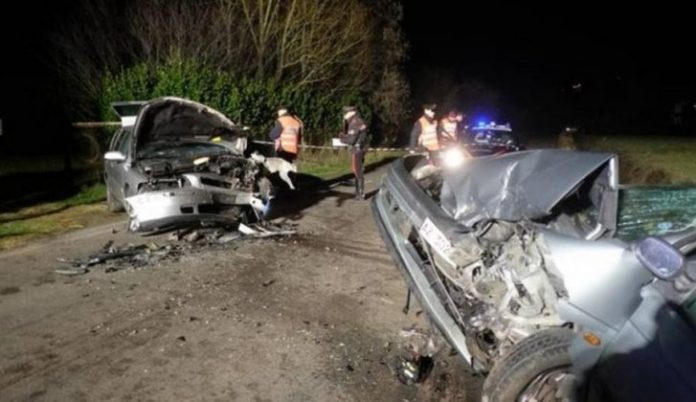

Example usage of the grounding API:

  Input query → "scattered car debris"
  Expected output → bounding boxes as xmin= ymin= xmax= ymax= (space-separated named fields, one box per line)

xmin=387 ymin=326 xmax=443 ymax=385
xmin=261 ymin=279 xmax=276 ymax=287
xmin=391 ymin=355 xmax=434 ymax=385
xmin=55 ymin=222 xmax=296 ymax=275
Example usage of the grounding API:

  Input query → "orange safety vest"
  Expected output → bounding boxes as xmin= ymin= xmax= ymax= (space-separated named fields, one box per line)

xmin=418 ymin=117 xmax=439 ymax=151
xmin=439 ymin=118 xmax=458 ymax=143
xmin=276 ymin=115 xmax=302 ymax=155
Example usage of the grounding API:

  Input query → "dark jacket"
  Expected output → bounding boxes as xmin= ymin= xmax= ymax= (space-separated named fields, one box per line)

xmin=341 ymin=114 xmax=368 ymax=151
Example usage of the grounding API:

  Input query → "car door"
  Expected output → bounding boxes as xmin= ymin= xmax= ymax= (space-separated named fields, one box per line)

xmin=104 ymin=128 xmax=132 ymax=204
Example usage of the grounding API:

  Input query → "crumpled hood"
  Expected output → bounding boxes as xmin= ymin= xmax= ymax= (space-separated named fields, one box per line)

xmin=132 ymin=97 xmax=241 ymax=158
xmin=440 ymin=149 xmax=619 ymax=230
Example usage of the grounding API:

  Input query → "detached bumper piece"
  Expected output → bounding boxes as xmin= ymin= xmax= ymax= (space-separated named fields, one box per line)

xmin=371 ymin=159 xmax=482 ymax=371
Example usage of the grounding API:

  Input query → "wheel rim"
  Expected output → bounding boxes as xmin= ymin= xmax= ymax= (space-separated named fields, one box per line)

xmin=518 ymin=367 xmax=573 ymax=402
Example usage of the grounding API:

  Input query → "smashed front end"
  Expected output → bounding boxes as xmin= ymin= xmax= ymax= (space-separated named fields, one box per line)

xmin=372 ymin=150 xmax=619 ymax=370
xmin=124 ymin=97 xmax=272 ymax=232
xmin=125 ymin=158 xmax=271 ymax=232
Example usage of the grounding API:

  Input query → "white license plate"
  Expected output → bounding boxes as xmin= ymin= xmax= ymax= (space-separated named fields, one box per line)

xmin=419 ymin=218 xmax=452 ymax=254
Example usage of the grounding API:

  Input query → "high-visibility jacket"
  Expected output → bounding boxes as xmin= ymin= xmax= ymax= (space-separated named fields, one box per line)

xmin=276 ymin=115 xmax=302 ymax=154
xmin=418 ymin=117 xmax=439 ymax=151
xmin=439 ymin=118 xmax=458 ymax=143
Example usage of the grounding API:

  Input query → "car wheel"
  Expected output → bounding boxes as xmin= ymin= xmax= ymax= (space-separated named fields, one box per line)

xmin=106 ymin=186 xmax=124 ymax=212
xmin=482 ymin=328 xmax=574 ymax=402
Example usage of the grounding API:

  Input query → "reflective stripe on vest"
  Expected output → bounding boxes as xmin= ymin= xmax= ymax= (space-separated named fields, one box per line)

xmin=277 ymin=115 xmax=301 ymax=154
xmin=418 ymin=117 xmax=439 ymax=151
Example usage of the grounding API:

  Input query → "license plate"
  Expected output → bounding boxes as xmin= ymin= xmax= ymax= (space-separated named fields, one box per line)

xmin=419 ymin=218 xmax=452 ymax=254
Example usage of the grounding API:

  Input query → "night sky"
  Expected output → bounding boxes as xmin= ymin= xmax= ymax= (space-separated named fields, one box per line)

xmin=1 ymin=1 xmax=695 ymax=154
xmin=402 ymin=2 xmax=696 ymax=132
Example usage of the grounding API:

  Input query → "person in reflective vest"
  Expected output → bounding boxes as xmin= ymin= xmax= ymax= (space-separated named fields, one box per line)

xmin=268 ymin=106 xmax=303 ymax=163
xmin=340 ymin=106 xmax=368 ymax=200
xmin=409 ymin=103 xmax=439 ymax=153
xmin=438 ymin=110 xmax=460 ymax=146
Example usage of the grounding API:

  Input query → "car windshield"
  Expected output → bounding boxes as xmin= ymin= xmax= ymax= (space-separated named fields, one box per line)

xmin=137 ymin=142 xmax=230 ymax=160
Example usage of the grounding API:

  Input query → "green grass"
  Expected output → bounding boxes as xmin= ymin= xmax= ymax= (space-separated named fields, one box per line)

xmin=579 ymin=135 xmax=696 ymax=185
xmin=0 ymin=184 xmax=111 ymax=251
xmin=0 ymin=184 xmax=106 ymax=224
xmin=298 ymin=149 xmax=405 ymax=179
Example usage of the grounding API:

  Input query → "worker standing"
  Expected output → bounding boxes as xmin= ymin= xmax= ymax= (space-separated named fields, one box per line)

xmin=340 ymin=106 xmax=368 ymax=200
xmin=438 ymin=110 xmax=460 ymax=146
xmin=268 ymin=106 xmax=303 ymax=164
xmin=409 ymin=104 xmax=439 ymax=155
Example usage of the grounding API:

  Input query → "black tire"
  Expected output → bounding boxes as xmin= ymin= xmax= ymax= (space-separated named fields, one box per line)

xmin=106 ymin=186 xmax=124 ymax=212
xmin=482 ymin=328 xmax=574 ymax=402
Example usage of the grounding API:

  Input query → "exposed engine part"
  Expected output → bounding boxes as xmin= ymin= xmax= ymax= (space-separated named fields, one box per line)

xmin=423 ymin=219 xmax=566 ymax=362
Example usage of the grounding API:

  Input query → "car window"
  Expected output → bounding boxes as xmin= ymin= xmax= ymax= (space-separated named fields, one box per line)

xmin=116 ymin=130 xmax=132 ymax=156
xmin=109 ymin=128 xmax=124 ymax=151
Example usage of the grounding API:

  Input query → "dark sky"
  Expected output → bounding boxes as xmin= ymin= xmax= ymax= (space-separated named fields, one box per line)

xmin=402 ymin=2 xmax=694 ymax=82
xmin=401 ymin=1 xmax=696 ymax=131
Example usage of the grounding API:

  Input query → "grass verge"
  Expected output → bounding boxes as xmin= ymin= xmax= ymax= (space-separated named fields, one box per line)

xmin=0 ymin=184 xmax=116 ymax=251
xmin=578 ymin=135 xmax=696 ymax=185
xmin=297 ymin=149 xmax=404 ymax=179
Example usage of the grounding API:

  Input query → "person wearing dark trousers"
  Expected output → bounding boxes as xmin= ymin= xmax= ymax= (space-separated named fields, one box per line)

xmin=340 ymin=106 xmax=368 ymax=200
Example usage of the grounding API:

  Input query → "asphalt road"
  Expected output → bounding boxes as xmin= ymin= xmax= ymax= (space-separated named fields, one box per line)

xmin=0 ymin=166 xmax=480 ymax=401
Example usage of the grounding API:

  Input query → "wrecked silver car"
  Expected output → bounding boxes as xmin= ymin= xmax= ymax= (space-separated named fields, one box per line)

xmin=104 ymin=97 xmax=287 ymax=232
xmin=372 ymin=150 xmax=696 ymax=401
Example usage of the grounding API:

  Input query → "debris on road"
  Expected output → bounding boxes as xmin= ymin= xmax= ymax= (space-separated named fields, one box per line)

xmin=386 ymin=326 xmax=444 ymax=385
xmin=391 ymin=355 xmax=434 ymax=385
xmin=55 ymin=221 xmax=296 ymax=275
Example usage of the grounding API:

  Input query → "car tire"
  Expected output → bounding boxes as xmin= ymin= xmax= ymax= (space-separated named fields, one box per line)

xmin=106 ymin=186 xmax=124 ymax=212
xmin=481 ymin=328 xmax=574 ymax=402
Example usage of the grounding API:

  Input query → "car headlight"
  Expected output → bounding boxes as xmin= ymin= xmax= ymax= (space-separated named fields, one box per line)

xmin=442 ymin=148 xmax=466 ymax=168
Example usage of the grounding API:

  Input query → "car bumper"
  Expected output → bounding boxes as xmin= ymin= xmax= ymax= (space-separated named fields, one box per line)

xmin=371 ymin=157 xmax=483 ymax=371
xmin=125 ymin=187 xmax=266 ymax=232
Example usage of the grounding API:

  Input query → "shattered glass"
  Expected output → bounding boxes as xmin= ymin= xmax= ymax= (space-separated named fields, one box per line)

xmin=617 ymin=186 xmax=696 ymax=240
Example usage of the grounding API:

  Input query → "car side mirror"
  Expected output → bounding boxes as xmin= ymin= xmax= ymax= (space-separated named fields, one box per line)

xmin=635 ymin=236 xmax=685 ymax=280
xmin=104 ymin=151 xmax=126 ymax=162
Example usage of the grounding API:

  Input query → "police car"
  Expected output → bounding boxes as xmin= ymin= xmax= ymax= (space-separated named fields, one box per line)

xmin=466 ymin=121 xmax=523 ymax=156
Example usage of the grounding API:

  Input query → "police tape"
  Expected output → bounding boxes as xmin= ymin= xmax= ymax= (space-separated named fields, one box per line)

xmin=252 ymin=140 xmax=406 ymax=152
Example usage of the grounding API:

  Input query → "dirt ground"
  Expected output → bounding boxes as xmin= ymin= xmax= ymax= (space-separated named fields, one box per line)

xmin=0 ymin=166 xmax=481 ymax=401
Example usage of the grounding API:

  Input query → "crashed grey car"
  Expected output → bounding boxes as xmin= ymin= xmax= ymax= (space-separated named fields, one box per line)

xmin=372 ymin=149 xmax=696 ymax=401
xmin=104 ymin=97 xmax=286 ymax=232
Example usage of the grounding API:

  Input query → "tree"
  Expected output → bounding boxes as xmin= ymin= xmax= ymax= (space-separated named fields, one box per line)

xmin=50 ymin=0 xmax=410 ymax=144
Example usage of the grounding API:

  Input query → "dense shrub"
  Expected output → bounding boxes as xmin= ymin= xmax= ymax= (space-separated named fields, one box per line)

xmin=99 ymin=56 xmax=372 ymax=144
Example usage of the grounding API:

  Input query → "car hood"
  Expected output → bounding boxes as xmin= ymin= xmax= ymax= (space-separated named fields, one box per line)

xmin=439 ymin=149 xmax=619 ymax=231
xmin=131 ymin=97 xmax=242 ymax=159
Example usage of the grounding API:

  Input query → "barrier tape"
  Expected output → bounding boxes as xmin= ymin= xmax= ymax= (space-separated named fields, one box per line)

xmin=251 ymin=140 xmax=406 ymax=152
